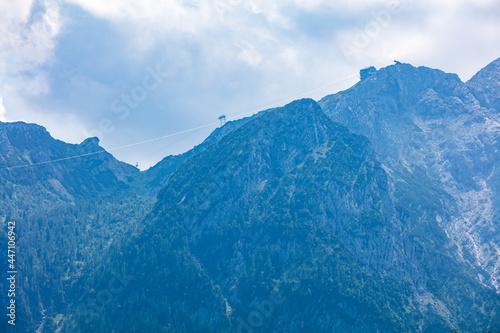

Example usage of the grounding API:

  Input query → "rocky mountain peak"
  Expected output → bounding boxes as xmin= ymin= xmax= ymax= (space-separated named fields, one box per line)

xmin=0 ymin=120 xmax=48 ymax=132
xmin=319 ymin=57 xmax=500 ymax=299
xmin=468 ymin=57 xmax=500 ymax=111
xmin=3 ymin=59 xmax=500 ymax=333
xmin=367 ymin=62 xmax=463 ymax=96
xmin=360 ymin=66 xmax=377 ymax=80
xmin=79 ymin=136 xmax=104 ymax=153
xmin=80 ymin=136 xmax=100 ymax=146
xmin=470 ymin=57 xmax=500 ymax=81
xmin=0 ymin=121 xmax=54 ymax=148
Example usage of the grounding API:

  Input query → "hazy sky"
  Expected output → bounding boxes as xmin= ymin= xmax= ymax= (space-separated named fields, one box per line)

xmin=1 ymin=0 xmax=499 ymax=169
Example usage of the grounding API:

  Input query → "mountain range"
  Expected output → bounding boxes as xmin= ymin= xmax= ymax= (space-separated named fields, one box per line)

xmin=1 ymin=58 xmax=500 ymax=333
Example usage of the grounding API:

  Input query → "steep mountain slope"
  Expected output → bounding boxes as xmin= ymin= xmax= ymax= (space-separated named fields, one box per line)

xmin=63 ymin=99 xmax=500 ymax=332
xmin=319 ymin=60 xmax=500 ymax=292
xmin=0 ymin=117 xmax=250 ymax=332
xmin=0 ymin=121 xmax=139 ymax=200
xmin=0 ymin=121 xmax=154 ymax=332
xmin=468 ymin=57 xmax=500 ymax=112
xmin=3 ymin=59 xmax=500 ymax=333
xmin=141 ymin=117 xmax=251 ymax=196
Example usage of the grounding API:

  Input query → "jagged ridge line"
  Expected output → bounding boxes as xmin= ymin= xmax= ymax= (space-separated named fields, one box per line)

xmin=1 ymin=73 xmax=358 ymax=171
xmin=0 ymin=122 xmax=218 ymax=170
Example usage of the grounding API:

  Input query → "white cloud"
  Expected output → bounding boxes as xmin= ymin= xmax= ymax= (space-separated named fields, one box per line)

xmin=1 ymin=82 xmax=88 ymax=142
xmin=0 ymin=96 xmax=6 ymax=122
xmin=236 ymin=40 xmax=263 ymax=67
xmin=1 ymin=0 xmax=499 ymax=166
xmin=293 ymin=0 xmax=389 ymax=11
xmin=0 ymin=0 xmax=62 ymax=73
xmin=0 ymin=0 xmax=63 ymax=122
xmin=62 ymin=0 xmax=500 ymax=77
xmin=334 ymin=0 xmax=500 ymax=80
xmin=64 ymin=0 xmax=209 ymax=34
xmin=0 ymin=0 xmax=33 ymax=24
xmin=0 ymin=0 xmax=33 ymax=72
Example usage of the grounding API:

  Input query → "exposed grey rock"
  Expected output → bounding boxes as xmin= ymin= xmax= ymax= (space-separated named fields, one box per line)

xmin=319 ymin=59 xmax=500 ymax=292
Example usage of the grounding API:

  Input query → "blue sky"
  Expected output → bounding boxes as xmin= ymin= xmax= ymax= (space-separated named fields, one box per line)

xmin=1 ymin=0 xmax=500 ymax=169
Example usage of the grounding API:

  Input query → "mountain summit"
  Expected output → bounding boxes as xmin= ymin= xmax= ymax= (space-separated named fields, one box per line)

xmin=67 ymin=94 xmax=500 ymax=332
xmin=468 ymin=57 xmax=500 ymax=111
xmin=320 ymin=59 xmax=500 ymax=295
xmin=2 ymin=59 xmax=500 ymax=333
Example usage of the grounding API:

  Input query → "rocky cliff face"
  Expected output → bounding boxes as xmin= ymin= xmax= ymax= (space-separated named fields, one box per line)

xmin=0 ymin=116 xmax=256 ymax=332
xmin=0 ymin=121 xmax=149 ymax=332
xmin=141 ymin=116 xmax=251 ymax=196
xmin=319 ymin=59 xmax=500 ymax=292
xmin=0 ymin=121 xmax=140 ymax=200
xmin=3 ymin=59 xmax=500 ymax=333
xmin=65 ymin=99 xmax=500 ymax=332
xmin=468 ymin=57 xmax=500 ymax=112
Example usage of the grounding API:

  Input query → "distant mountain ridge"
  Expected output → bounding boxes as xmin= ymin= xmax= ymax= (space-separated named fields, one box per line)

xmin=0 ymin=121 xmax=147 ymax=332
xmin=319 ymin=58 xmax=500 ymax=293
xmin=0 ymin=58 xmax=499 ymax=333
xmin=0 ymin=121 xmax=139 ymax=200
xmin=0 ymin=115 xmax=252 ymax=332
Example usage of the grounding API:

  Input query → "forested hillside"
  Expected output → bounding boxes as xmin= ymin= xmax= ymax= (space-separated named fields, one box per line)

xmin=1 ymin=59 xmax=500 ymax=333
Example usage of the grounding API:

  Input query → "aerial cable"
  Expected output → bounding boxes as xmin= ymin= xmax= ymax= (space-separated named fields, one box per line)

xmin=1 ymin=73 xmax=358 ymax=171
